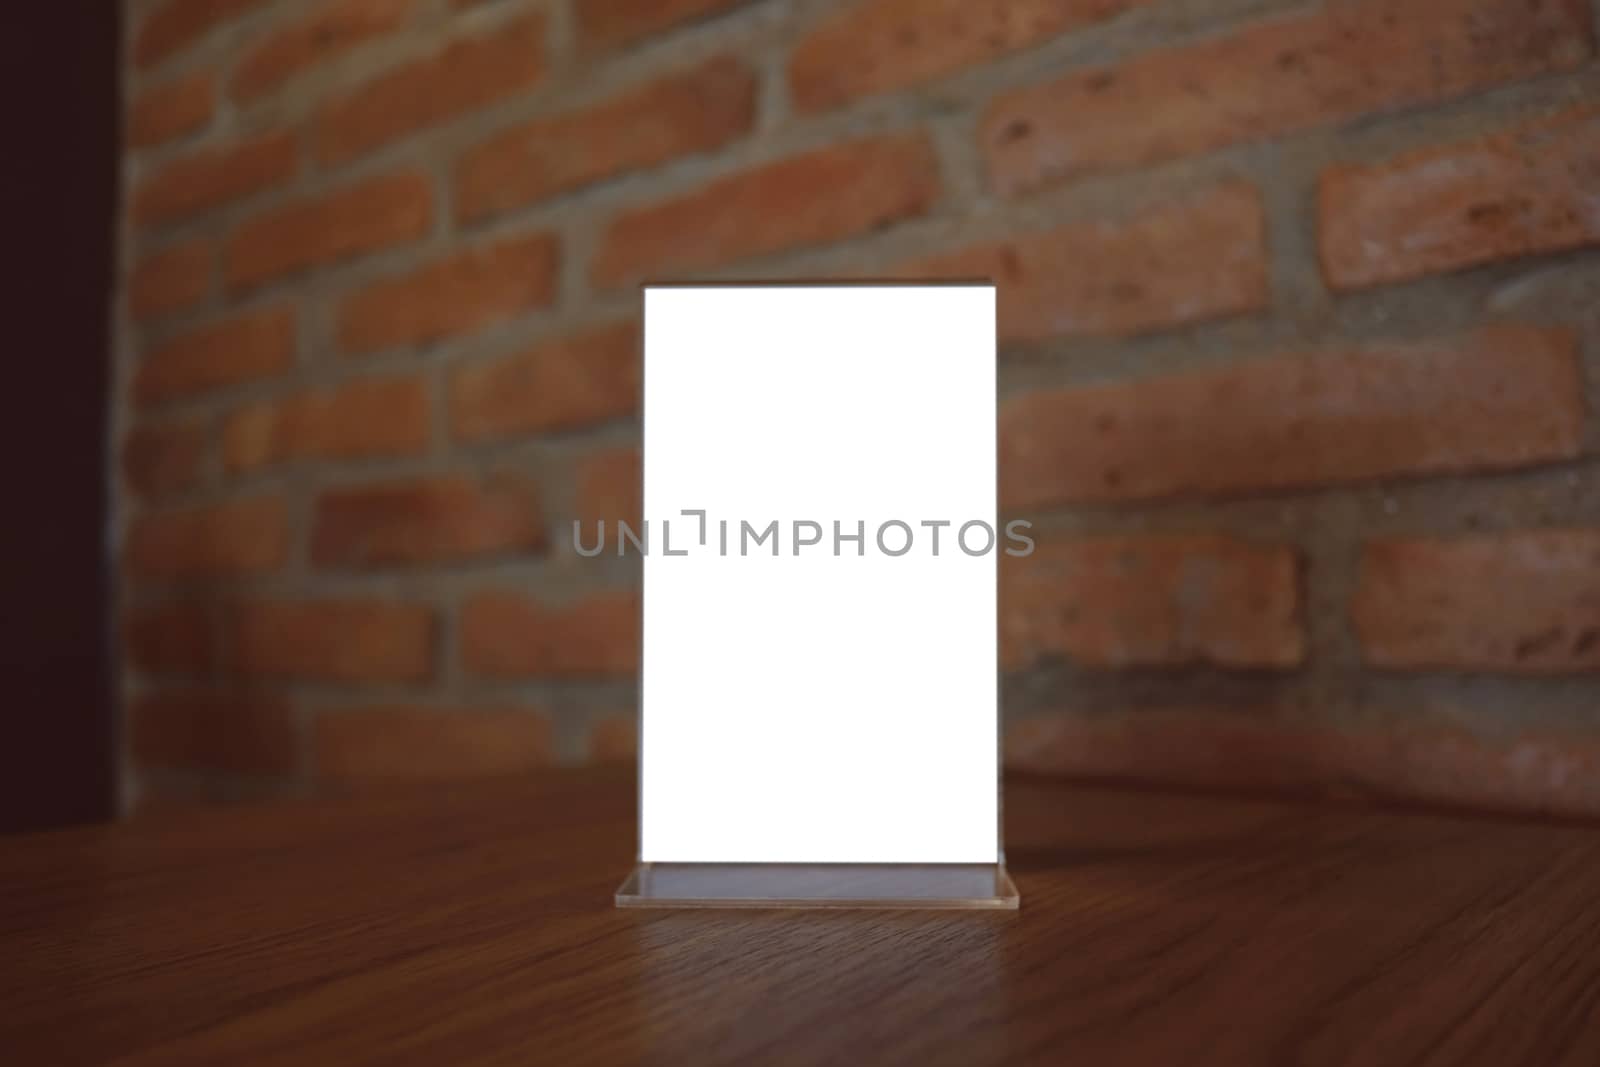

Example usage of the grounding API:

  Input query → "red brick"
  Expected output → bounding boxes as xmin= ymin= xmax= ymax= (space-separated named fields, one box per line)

xmin=134 ymin=305 xmax=295 ymax=408
xmin=132 ymin=781 xmax=227 ymax=818
xmin=226 ymin=171 xmax=432 ymax=291
xmin=231 ymin=598 xmax=434 ymax=682
xmin=317 ymin=14 xmax=545 ymax=165
xmin=1002 ymin=535 xmax=1302 ymax=670
xmin=913 ymin=181 xmax=1266 ymax=342
xmin=222 ymin=375 xmax=430 ymax=472
xmin=1001 ymin=325 xmax=1583 ymax=510
xmin=792 ymin=0 xmax=1150 ymax=114
xmin=1353 ymin=530 xmax=1600 ymax=674
xmin=133 ymin=777 xmax=298 ymax=813
xmin=124 ymin=417 xmax=209 ymax=498
xmin=1320 ymin=107 xmax=1600 ymax=291
xmin=591 ymin=135 xmax=939 ymax=288
xmin=1004 ymin=712 xmax=1600 ymax=819
xmin=575 ymin=448 xmax=641 ymax=531
xmin=234 ymin=0 xmax=415 ymax=102
xmin=449 ymin=320 xmax=639 ymax=443
xmin=311 ymin=474 xmax=545 ymax=568
xmin=123 ymin=601 xmax=220 ymax=676
xmin=456 ymin=57 xmax=757 ymax=224
xmin=131 ymin=131 xmax=298 ymax=227
xmin=128 ymin=238 xmax=212 ymax=322
xmin=125 ymin=495 xmax=289 ymax=579
xmin=575 ymin=0 xmax=748 ymax=53
xmin=135 ymin=0 xmax=273 ymax=68
xmin=337 ymin=232 xmax=559 ymax=355
xmin=588 ymin=715 xmax=637 ymax=763
xmin=127 ymin=69 xmax=216 ymax=149
xmin=313 ymin=705 xmax=552 ymax=783
xmin=461 ymin=590 xmax=639 ymax=678
xmin=981 ymin=0 xmax=1593 ymax=197
xmin=130 ymin=688 xmax=298 ymax=775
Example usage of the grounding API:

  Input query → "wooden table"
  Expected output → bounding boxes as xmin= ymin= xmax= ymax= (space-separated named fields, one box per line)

xmin=6 ymin=767 xmax=1600 ymax=1065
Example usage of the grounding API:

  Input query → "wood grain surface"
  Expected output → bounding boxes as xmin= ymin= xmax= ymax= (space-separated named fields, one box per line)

xmin=5 ymin=766 xmax=1600 ymax=1065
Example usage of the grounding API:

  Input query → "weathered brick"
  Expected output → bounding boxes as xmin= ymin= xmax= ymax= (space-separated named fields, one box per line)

xmin=231 ymin=598 xmax=434 ymax=682
xmin=456 ymin=57 xmax=757 ymax=224
xmin=123 ymin=601 xmax=220 ymax=676
xmin=982 ymin=0 xmax=1593 ymax=197
xmin=226 ymin=171 xmax=432 ymax=291
xmin=317 ymin=14 xmax=545 ymax=165
xmin=135 ymin=0 xmax=273 ymax=68
xmin=124 ymin=417 xmax=209 ymax=498
xmin=914 ymin=181 xmax=1267 ymax=342
xmin=1320 ymin=107 xmax=1600 ymax=290
xmin=1004 ymin=712 xmax=1600 ymax=818
xmin=574 ymin=0 xmax=748 ymax=53
xmin=134 ymin=778 xmax=310 ymax=813
xmin=311 ymin=474 xmax=545 ymax=567
xmin=792 ymin=0 xmax=1150 ymax=114
xmin=131 ymin=131 xmax=298 ymax=227
xmin=1002 ymin=535 xmax=1302 ymax=670
xmin=134 ymin=304 xmax=295 ymax=407
xmin=130 ymin=688 xmax=298 ymax=775
xmin=575 ymin=447 xmax=641 ymax=531
xmin=588 ymin=715 xmax=637 ymax=763
xmin=222 ymin=375 xmax=430 ymax=472
xmin=125 ymin=495 xmax=289 ymax=579
xmin=128 ymin=238 xmax=212 ymax=323
xmin=461 ymin=590 xmax=639 ymax=677
xmin=234 ymin=0 xmax=414 ymax=102
xmin=127 ymin=69 xmax=215 ymax=149
xmin=449 ymin=320 xmax=639 ymax=443
xmin=591 ymin=135 xmax=939 ymax=288
xmin=337 ymin=232 xmax=559 ymax=354
xmin=314 ymin=706 xmax=552 ymax=783
xmin=1001 ymin=325 xmax=1583 ymax=510
xmin=1353 ymin=530 xmax=1600 ymax=674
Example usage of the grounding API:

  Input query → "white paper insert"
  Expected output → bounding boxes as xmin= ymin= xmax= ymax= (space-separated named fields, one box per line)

xmin=640 ymin=285 xmax=997 ymax=863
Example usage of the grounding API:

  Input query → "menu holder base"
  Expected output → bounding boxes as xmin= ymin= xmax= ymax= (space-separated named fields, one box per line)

xmin=615 ymin=861 xmax=1019 ymax=910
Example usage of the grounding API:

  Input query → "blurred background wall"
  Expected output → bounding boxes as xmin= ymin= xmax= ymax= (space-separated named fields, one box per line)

xmin=115 ymin=0 xmax=1599 ymax=815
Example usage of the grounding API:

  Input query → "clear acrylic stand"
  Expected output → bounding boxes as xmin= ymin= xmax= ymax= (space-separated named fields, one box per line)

xmin=616 ymin=860 xmax=1018 ymax=909
xmin=615 ymin=281 xmax=1015 ymax=911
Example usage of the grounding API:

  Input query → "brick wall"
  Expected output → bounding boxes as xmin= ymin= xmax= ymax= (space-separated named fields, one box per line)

xmin=116 ymin=0 xmax=1600 ymax=814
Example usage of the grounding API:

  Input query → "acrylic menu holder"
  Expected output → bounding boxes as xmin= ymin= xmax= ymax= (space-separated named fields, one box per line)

xmin=615 ymin=283 xmax=1017 ymax=910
